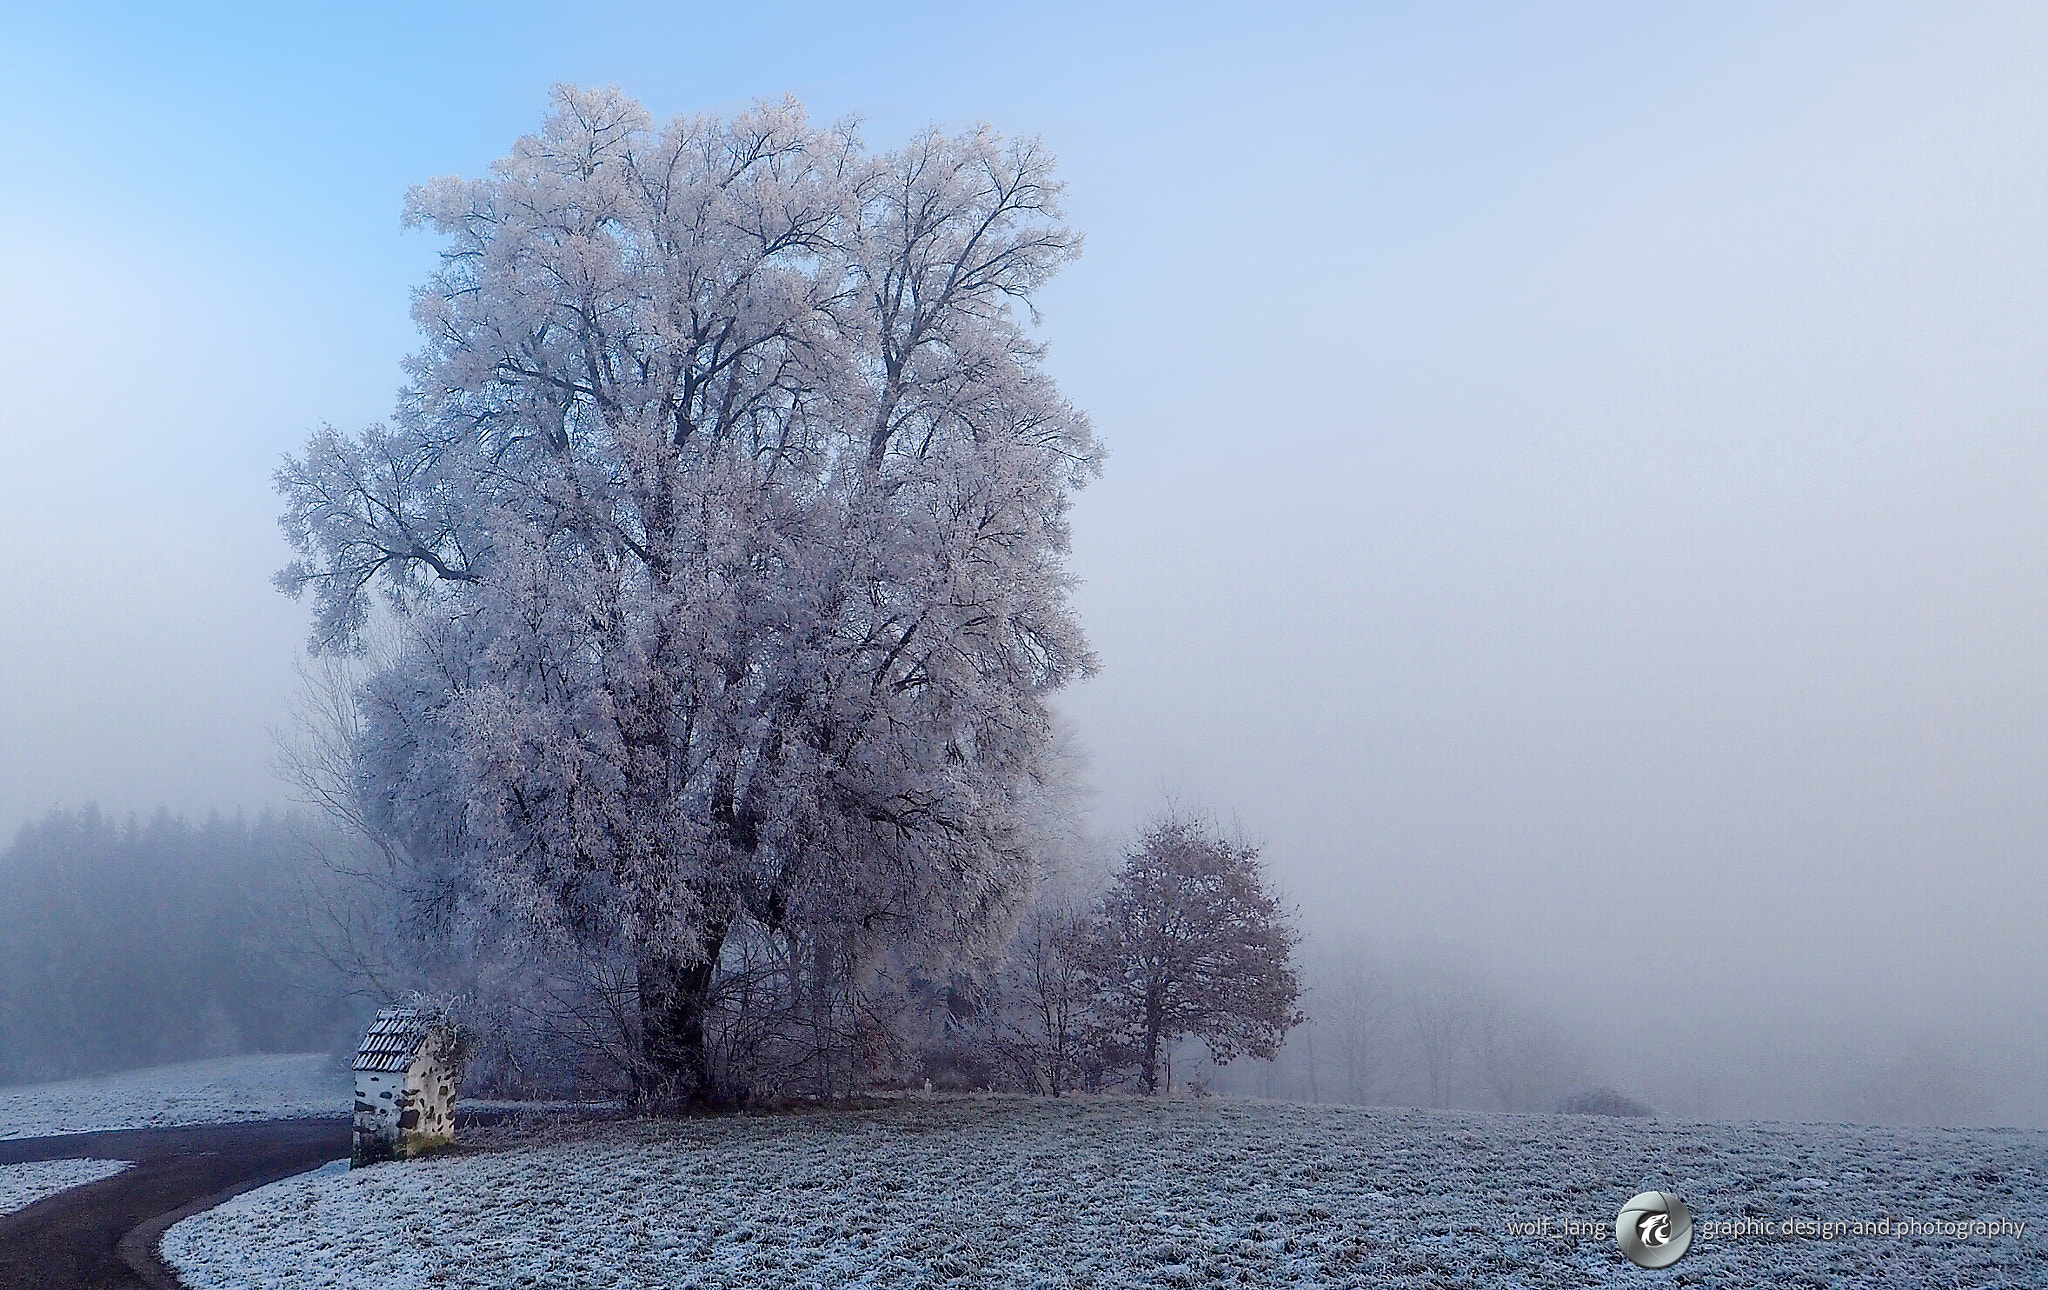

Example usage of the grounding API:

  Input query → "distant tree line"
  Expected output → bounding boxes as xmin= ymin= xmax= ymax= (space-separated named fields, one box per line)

xmin=1183 ymin=948 xmax=2016 ymax=1125
xmin=0 ymin=807 xmax=354 ymax=1085
xmin=1181 ymin=945 xmax=1601 ymax=1113
xmin=4 ymin=799 xmax=1998 ymax=1126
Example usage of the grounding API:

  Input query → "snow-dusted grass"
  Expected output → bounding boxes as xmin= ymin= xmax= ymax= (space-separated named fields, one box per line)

xmin=0 ymin=1157 xmax=131 ymax=1215
xmin=0 ymin=1053 xmax=347 ymax=1140
xmin=164 ymin=1095 xmax=2046 ymax=1289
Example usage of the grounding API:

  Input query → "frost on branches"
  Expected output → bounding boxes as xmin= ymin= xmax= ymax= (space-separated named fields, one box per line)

xmin=274 ymin=87 xmax=1100 ymax=1104
xmin=1084 ymin=818 xmax=1305 ymax=1095
xmin=967 ymin=815 xmax=1305 ymax=1098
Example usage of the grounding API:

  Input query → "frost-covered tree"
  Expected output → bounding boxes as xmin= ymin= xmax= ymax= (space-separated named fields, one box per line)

xmin=1467 ymin=990 xmax=1584 ymax=1113
xmin=275 ymin=87 xmax=1099 ymax=1103
xmin=1084 ymin=816 xmax=1303 ymax=1094
xmin=986 ymin=894 xmax=1095 ymax=1094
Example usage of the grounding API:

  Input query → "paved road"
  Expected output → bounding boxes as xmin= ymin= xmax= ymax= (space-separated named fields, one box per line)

xmin=0 ymin=1118 xmax=351 ymax=1290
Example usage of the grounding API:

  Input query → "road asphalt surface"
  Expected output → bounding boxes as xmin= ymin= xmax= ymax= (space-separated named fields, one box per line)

xmin=0 ymin=1117 xmax=350 ymax=1290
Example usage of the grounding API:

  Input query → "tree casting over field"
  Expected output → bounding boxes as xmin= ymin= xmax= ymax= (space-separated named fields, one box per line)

xmin=276 ymin=87 xmax=1100 ymax=1103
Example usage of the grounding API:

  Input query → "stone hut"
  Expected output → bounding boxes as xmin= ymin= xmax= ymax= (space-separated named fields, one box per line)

xmin=351 ymin=1005 xmax=460 ymax=1167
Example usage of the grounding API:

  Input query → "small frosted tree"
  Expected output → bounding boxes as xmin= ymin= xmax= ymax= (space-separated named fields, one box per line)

xmin=988 ymin=894 xmax=1095 ymax=1094
xmin=274 ymin=87 xmax=1099 ymax=1104
xmin=1315 ymin=945 xmax=1398 ymax=1105
xmin=1407 ymin=957 xmax=1478 ymax=1110
xmin=1085 ymin=816 xmax=1303 ymax=1094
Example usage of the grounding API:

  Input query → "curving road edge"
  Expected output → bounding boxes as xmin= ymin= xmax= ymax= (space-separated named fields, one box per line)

xmin=0 ymin=1119 xmax=350 ymax=1289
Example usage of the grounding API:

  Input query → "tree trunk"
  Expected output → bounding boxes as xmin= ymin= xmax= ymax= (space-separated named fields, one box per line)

xmin=1141 ymin=1017 xmax=1163 ymax=1095
xmin=636 ymin=931 xmax=727 ymax=1106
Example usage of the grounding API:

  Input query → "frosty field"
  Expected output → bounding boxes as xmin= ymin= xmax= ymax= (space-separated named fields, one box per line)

xmin=0 ymin=1053 xmax=346 ymax=1140
xmin=0 ymin=1158 xmax=130 ymax=1216
xmin=164 ymin=1095 xmax=2046 ymax=1289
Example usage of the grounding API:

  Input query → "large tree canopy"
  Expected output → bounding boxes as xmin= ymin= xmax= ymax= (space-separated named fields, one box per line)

xmin=275 ymin=87 xmax=1099 ymax=1100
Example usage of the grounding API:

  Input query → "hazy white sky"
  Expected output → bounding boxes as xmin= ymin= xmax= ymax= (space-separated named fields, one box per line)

xmin=4 ymin=2 xmax=2045 ymax=1074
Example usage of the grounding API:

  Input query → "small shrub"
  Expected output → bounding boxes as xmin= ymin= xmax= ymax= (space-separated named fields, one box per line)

xmin=1557 ymin=1086 xmax=1655 ymax=1117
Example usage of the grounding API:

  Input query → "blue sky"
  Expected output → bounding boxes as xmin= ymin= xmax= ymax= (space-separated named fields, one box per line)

xmin=6 ymin=2 xmax=2048 ymax=1109
xmin=0 ymin=0 xmax=1772 ymax=831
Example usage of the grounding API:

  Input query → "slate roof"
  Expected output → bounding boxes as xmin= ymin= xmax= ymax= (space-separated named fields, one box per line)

xmin=353 ymin=1006 xmax=441 ymax=1073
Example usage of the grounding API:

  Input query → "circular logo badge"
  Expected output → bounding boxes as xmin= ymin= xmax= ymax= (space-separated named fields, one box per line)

xmin=1615 ymin=1191 xmax=1693 ymax=1269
